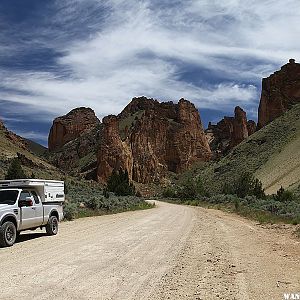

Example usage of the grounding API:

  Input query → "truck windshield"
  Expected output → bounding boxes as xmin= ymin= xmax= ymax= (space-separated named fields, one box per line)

xmin=0 ymin=190 xmax=19 ymax=205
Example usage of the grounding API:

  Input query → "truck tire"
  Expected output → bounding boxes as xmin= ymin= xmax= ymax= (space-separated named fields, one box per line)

xmin=46 ymin=216 xmax=58 ymax=236
xmin=0 ymin=221 xmax=17 ymax=247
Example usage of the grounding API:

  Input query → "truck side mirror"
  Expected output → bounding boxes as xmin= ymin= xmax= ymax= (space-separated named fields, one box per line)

xmin=25 ymin=197 xmax=34 ymax=206
xmin=19 ymin=197 xmax=34 ymax=207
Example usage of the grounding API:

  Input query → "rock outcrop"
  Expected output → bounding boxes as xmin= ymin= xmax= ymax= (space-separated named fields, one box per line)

xmin=48 ymin=125 xmax=101 ymax=178
xmin=97 ymin=97 xmax=211 ymax=184
xmin=247 ymin=120 xmax=256 ymax=136
xmin=97 ymin=115 xmax=133 ymax=183
xmin=48 ymin=108 xmax=101 ymax=179
xmin=206 ymin=106 xmax=256 ymax=156
xmin=48 ymin=107 xmax=100 ymax=151
xmin=258 ymin=59 xmax=300 ymax=128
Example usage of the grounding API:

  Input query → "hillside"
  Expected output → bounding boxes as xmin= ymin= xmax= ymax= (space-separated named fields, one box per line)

xmin=192 ymin=103 xmax=300 ymax=194
xmin=0 ymin=121 xmax=62 ymax=180
xmin=23 ymin=138 xmax=48 ymax=157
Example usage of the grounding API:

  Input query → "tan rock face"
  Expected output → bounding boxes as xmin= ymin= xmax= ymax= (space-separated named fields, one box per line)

xmin=247 ymin=120 xmax=256 ymax=136
xmin=48 ymin=125 xmax=101 ymax=179
xmin=97 ymin=97 xmax=211 ymax=184
xmin=206 ymin=106 xmax=256 ymax=156
xmin=258 ymin=59 xmax=300 ymax=128
xmin=118 ymin=96 xmax=158 ymax=119
xmin=97 ymin=115 xmax=133 ymax=184
xmin=48 ymin=107 xmax=100 ymax=151
xmin=231 ymin=106 xmax=249 ymax=148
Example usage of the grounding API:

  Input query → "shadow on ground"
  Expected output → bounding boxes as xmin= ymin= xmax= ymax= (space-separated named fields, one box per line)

xmin=16 ymin=232 xmax=46 ymax=244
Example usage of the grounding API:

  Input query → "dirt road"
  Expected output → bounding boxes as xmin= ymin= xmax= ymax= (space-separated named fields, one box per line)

xmin=0 ymin=201 xmax=299 ymax=300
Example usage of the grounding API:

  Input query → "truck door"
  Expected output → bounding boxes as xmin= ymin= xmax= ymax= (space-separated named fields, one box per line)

xmin=31 ymin=190 xmax=44 ymax=225
xmin=18 ymin=191 xmax=37 ymax=230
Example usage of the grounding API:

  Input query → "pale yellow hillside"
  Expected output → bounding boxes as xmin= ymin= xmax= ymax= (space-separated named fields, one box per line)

xmin=256 ymin=135 xmax=300 ymax=194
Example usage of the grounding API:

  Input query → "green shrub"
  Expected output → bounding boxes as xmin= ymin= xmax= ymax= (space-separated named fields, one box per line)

xmin=162 ymin=186 xmax=177 ymax=198
xmin=274 ymin=186 xmax=295 ymax=202
xmin=232 ymin=173 xmax=265 ymax=199
xmin=222 ymin=182 xmax=234 ymax=195
xmin=64 ymin=202 xmax=78 ymax=220
xmin=85 ymin=197 xmax=103 ymax=210
xmin=107 ymin=169 xmax=135 ymax=196
xmin=135 ymin=191 xmax=142 ymax=197
xmin=177 ymin=179 xmax=197 ymax=199
xmin=5 ymin=158 xmax=27 ymax=180
xmin=195 ymin=177 xmax=209 ymax=196
xmin=103 ymin=188 xmax=110 ymax=198
xmin=234 ymin=198 xmax=240 ymax=211
xmin=64 ymin=180 xmax=69 ymax=195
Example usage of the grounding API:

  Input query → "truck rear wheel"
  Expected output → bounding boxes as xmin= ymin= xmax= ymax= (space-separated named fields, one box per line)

xmin=46 ymin=216 xmax=58 ymax=236
xmin=0 ymin=221 xmax=17 ymax=247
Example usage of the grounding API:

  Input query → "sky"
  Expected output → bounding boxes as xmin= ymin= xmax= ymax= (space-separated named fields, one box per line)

xmin=0 ymin=0 xmax=299 ymax=146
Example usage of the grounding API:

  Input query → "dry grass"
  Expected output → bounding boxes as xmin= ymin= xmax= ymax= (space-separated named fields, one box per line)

xmin=256 ymin=135 xmax=300 ymax=194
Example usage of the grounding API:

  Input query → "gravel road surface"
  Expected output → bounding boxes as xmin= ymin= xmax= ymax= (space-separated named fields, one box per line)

xmin=0 ymin=201 xmax=299 ymax=300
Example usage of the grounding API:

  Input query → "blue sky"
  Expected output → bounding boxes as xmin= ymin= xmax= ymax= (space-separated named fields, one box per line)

xmin=0 ymin=0 xmax=299 ymax=146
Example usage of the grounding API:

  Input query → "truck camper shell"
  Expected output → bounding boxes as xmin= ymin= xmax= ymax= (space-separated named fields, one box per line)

xmin=0 ymin=179 xmax=65 ymax=203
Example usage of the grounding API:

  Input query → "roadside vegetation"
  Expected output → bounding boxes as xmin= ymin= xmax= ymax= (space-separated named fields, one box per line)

xmin=63 ymin=169 xmax=154 ymax=221
xmin=162 ymin=173 xmax=300 ymax=225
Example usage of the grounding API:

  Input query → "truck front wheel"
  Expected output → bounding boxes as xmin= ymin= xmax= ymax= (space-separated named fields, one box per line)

xmin=0 ymin=221 xmax=17 ymax=247
xmin=46 ymin=216 xmax=58 ymax=236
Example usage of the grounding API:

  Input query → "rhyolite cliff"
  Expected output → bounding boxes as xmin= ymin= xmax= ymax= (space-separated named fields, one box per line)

xmin=48 ymin=107 xmax=100 ymax=151
xmin=258 ymin=59 xmax=300 ymax=129
xmin=48 ymin=107 xmax=101 ymax=178
xmin=205 ymin=106 xmax=256 ymax=156
xmin=48 ymin=98 xmax=211 ymax=183
xmin=97 ymin=97 xmax=211 ymax=184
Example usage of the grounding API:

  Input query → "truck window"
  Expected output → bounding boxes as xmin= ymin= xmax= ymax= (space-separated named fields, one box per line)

xmin=0 ymin=190 xmax=19 ymax=205
xmin=19 ymin=191 xmax=31 ymax=201
xmin=31 ymin=191 xmax=40 ymax=204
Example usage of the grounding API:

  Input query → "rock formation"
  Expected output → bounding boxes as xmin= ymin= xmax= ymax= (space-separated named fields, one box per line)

xmin=247 ymin=120 xmax=256 ymax=136
xmin=48 ymin=125 xmax=101 ymax=178
xmin=206 ymin=106 xmax=256 ymax=156
xmin=48 ymin=107 xmax=100 ymax=151
xmin=97 ymin=97 xmax=211 ymax=184
xmin=231 ymin=106 xmax=249 ymax=147
xmin=97 ymin=115 xmax=133 ymax=183
xmin=258 ymin=59 xmax=300 ymax=128
xmin=47 ymin=107 xmax=101 ymax=179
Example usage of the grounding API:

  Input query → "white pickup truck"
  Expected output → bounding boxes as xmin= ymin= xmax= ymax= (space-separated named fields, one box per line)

xmin=0 ymin=179 xmax=64 ymax=247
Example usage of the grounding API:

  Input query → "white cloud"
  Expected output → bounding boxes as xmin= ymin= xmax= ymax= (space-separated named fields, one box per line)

xmin=0 ymin=0 xmax=299 ymax=121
